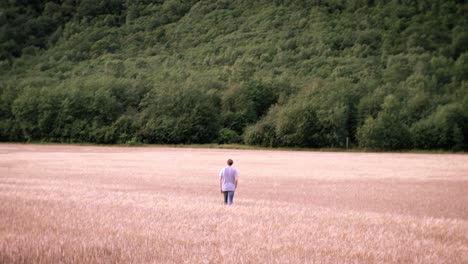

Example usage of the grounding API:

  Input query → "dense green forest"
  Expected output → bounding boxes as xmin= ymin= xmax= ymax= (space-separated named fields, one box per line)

xmin=1 ymin=0 xmax=467 ymax=150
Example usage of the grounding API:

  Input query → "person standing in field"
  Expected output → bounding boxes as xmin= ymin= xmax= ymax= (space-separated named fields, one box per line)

xmin=219 ymin=159 xmax=239 ymax=205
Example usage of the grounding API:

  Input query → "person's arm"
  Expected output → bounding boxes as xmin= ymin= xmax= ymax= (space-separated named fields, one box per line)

xmin=219 ymin=170 xmax=223 ymax=193
xmin=235 ymin=178 xmax=238 ymax=189
xmin=220 ymin=176 xmax=223 ymax=193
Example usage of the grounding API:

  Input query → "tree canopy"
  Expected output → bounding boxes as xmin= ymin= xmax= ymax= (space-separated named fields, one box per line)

xmin=1 ymin=0 xmax=467 ymax=150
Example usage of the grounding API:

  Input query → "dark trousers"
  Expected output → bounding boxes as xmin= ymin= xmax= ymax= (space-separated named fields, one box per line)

xmin=223 ymin=191 xmax=235 ymax=205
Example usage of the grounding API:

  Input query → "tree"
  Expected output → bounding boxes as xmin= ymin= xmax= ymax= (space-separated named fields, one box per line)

xmin=245 ymin=80 xmax=278 ymax=119
xmin=138 ymin=85 xmax=221 ymax=144
xmin=357 ymin=95 xmax=411 ymax=149
xmin=220 ymin=84 xmax=256 ymax=134
xmin=411 ymin=102 xmax=467 ymax=150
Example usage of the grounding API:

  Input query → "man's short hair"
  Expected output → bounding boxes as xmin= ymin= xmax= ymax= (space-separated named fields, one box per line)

xmin=227 ymin=159 xmax=233 ymax=166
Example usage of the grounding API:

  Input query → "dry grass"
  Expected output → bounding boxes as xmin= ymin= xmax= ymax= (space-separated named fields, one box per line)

xmin=0 ymin=144 xmax=467 ymax=263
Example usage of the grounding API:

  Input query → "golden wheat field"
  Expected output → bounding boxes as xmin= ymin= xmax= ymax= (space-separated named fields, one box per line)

xmin=0 ymin=144 xmax=467 ymax=263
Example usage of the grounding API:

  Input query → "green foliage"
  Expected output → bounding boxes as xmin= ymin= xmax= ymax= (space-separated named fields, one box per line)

xmin=245 ymin=80 xmax=278 ymax=119
xmin=220 ymin=84 xmax=256 ymax=134
xmin=217 ymin=128 xmax=242 ymax=144
xmin=411 ymin=102 xmax=467 ymax=150
xmin=244 ymin=79 xmax=353 ymax=148
xmin=0 ymin=0 xmax=76 ymax=60
xmin=1 ymin=0 xmax=467 ymax=150
xmin=357 ymin=95 xmax=412 ymax=150
xmin=77 ymin=0 xmax=125 ymax=18
xmin=454 ymin=53 xmax=468 ymax=81
xmin=243 ymin=110 xmax=278 ymax=148
xmin=137 ymin=85 xmax=221 ymax=144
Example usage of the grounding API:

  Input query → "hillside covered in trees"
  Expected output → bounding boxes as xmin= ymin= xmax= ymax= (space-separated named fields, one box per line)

xmin=1 ymin=0 xmax=467 ymax=150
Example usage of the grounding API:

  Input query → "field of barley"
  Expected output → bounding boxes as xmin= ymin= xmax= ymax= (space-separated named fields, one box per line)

xmin=0 ymin=144 xmax=467 ymax=263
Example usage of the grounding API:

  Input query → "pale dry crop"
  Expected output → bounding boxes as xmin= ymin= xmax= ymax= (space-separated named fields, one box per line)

xmin=0 ymin=144 xmax=467 ymax=263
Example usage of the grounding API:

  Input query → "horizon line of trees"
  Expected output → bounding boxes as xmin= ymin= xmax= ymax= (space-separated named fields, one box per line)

xmin=2 ymin=76 xmax=467 ymax=151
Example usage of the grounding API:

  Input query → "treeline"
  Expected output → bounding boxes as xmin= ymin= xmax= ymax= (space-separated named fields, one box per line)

xmin=0 ymin=0 xmax=467 ymax=150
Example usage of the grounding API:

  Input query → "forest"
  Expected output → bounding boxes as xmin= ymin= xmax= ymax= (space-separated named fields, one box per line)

xmin=0 ymin=0 xmax=467 ymax=150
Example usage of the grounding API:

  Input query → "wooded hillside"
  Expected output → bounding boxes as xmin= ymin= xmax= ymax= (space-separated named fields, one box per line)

xmin=1 ymin=0 xmax=467 ymax=150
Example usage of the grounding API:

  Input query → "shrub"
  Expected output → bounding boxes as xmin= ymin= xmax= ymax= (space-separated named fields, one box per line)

xmin=217 ymin=128 xmax=242 ymax=144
